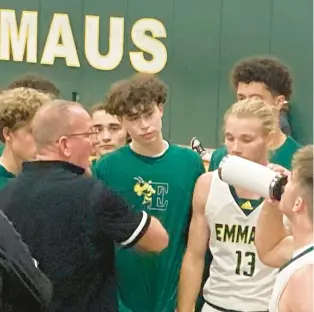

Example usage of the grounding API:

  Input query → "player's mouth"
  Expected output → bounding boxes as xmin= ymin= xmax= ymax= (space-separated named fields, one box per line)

xmin=142 ymin=132 xmax=154 ymax=139
xmin=101 ymin=145 xmax=115 ymax=150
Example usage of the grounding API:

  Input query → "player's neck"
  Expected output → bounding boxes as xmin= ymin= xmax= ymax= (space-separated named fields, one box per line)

xmin=270 ymin=129 xmax=287 ymax=150
xmin=0 ymin=146 xmax=22 ymax=175
xmin=130 ymin=133 xmax=167 ymax=157
xmin=291 ymin=223 xmax=314 ymax=251
xmin=234 ymin=186 xmax=262 ymax=200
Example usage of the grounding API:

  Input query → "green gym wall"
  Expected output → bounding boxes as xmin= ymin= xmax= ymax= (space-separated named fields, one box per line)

xmin=0 ymin=0 xmax=312 ymax=147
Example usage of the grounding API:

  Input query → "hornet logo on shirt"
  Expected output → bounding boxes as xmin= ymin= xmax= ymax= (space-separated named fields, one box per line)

xmin=134 ymin=177 xmax=156 ymax=204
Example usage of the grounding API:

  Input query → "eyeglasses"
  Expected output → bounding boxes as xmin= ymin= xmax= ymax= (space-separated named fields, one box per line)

xmin=56 ymin=129 xmax=100 ymax=142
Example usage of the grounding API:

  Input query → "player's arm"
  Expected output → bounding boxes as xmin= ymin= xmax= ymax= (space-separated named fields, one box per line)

xmin=281 ymin=264 xmax=313 ymax=312
xmin=255 ymin=199 xmax=293 ymax=268
xmin=177 ymin=173 xmax=211 ymax=312
xmin=92 ymin=182 xmax=169 ymax=252
xmin=255 ymin=164 xmax=294 ymax=268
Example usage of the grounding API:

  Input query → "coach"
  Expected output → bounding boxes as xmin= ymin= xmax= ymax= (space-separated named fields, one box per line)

xmin=0 ymin=100 xmax=168 ymax=312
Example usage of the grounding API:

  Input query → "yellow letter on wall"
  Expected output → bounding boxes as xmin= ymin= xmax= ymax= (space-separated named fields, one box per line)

xmin=130 ymin=18 xmax=167 ymax=74
xmin=85 ymin=16 xmax=124 ymax=71
xmin=41 ymin=13 xmax=80 ymax=67
xmin=0 ymin=9 xmax=38 ymax=63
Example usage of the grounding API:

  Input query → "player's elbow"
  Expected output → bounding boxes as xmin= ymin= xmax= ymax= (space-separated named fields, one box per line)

xmin=255 ymin=244 xmax=272 ymax=267
xmin=134 ymin=216 xmax=169 ymax=252
xmin=257 ymin=250 xmax=284 ymax=268
xmin=255 ymin=235 xmax=271 ymax=265
xmin=257 ymin=251 xmax=273 ymax=267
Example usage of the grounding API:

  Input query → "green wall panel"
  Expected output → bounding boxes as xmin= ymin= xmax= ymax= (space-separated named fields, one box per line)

xmin=0 ymin=0 xmax=312 ymax=146
xmin=0 ymin=0 xmax=41 ymax=88
xmin=216 ymin=0 xmax=273 ymax=145
xmin=169 ymin=0 xmax=222 ymax=146
xmin=124 ymin=0 xmax=174 ymax=140
xmin=36 ymin=0 xmax=84 ymax=100
xmin=78 ymin=0 xmax=129 ymax=106
xmin=271 ymin=0 xmax=313 ymax=144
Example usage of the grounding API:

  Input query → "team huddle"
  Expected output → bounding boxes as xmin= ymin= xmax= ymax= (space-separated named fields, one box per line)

xmin=0 ymin=56 xmax=312 ymax=312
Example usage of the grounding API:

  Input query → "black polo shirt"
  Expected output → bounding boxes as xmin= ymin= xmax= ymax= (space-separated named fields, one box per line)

xmin=0 ymin=161 xmax=150 ymax=312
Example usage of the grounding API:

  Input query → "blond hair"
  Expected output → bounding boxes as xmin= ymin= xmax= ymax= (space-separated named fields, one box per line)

xmin=0 ymin=88 xmax=52 ymax=142
xmin=292 ymin=145 xmax=313 ymax=222
xmin=224 ymin=99 xmax=278 ymax=136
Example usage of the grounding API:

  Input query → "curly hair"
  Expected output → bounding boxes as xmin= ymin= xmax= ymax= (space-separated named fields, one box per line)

xmin=105 ymin=73 xmax=168 ymax=116
xmin=7 ymin=74 xmax=60 ymax=98
xmin=0 ymin=88 xmax=53 ymax=142
xmin=231 ymin=57 xmax=293 ymax=100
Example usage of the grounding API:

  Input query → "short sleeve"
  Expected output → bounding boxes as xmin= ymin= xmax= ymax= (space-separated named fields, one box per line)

xmin=92 ymin=156 xmax=108 ymax=184
xmin=197 ymin=155 xmax=206 ymax=177
xmin=208 ymin=149 xmax=219 ymax=171
xmin=90 ymin=181 xmax=151 ymax=247
xmin=209 ymin=146 xmax=227 ymax=171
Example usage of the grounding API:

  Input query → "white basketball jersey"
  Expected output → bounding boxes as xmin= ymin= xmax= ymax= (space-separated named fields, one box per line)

xmin=203 ymin=171 xmax=277 ymax=311
xmin=269 ymin=244 xmax=314 ymax=312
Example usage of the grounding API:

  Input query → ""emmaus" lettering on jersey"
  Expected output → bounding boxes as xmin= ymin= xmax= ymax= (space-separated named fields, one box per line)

xmin=215 ymin=224 xmax=255 ymax=244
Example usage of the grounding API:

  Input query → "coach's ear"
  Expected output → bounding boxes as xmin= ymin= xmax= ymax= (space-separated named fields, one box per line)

xmin=57 ymin=136 xmax=71 ymax=157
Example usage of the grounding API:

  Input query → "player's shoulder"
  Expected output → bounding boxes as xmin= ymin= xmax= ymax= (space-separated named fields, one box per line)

xmin=284 ymin=263 xmax=313 ymax=310
xmin=195 ymin=171 xmax=214 ymax=190
xmin=212 ymin=145 xmax=227 ymax=155
xmin=95 ymin=145 xmax=130 ymax=167
xmin=290 ymin=263 xmax=313 ymax=283
xmin=209 ymin=145 xmax=227 ymax=171
xmin=192 ymin=172 xmax=213 ymax=208
xmin=285 ymin=136 xmax=303 ymax=150
xmin=170 ymin=144 xmax=203 ymax=162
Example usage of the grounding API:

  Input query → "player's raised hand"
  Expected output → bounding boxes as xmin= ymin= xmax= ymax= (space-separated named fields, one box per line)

xmin=267 ymin=163 xmax=290 ymax=177
xmin=266 ymin=163 xmax=290 ymax=204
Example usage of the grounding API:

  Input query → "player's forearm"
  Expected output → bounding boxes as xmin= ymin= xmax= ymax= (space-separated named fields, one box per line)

xmin=255 ymin=201 xmax=291 ymax=266
xmin=177 ymin=252 xmax=204 ymax=312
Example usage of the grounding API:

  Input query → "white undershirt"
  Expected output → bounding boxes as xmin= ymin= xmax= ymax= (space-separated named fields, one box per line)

xmin=130 ymin=140 xmax=169 ymax=158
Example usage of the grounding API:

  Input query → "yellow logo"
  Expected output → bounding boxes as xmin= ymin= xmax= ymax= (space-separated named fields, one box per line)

xmin=241 ymin=201 xmax=253 ymax=210
xmin=134 ymin=177 xmax=156 ymax=205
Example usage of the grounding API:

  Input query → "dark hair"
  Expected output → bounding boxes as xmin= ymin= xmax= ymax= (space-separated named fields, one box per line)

xmin=89 ymin=102 xmax=107 ymax=116
xmin=231 ymin=57 xmax=293 ymax=100
xmin=7 ymin=75 xmax=60 ymax=98
xmin=105 ymin=73 xmax=168 ymax=116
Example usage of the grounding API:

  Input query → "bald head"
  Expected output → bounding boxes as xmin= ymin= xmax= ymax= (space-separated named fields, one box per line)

xmin=32 ymin=100 xmax=87 ymax=147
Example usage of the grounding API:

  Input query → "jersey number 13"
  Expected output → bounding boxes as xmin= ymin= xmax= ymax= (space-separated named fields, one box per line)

xmin=235 ymin=250 xmax=256 ymax=277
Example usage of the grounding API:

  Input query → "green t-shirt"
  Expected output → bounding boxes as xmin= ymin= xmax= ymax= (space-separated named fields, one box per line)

xmin=94 ymin=144 xmax=205 ymax=312
xmin=209 ymin=136 xmax=302 ymax=171
xmin=0 ymin=164 xmax=15 ymax=190
xmin=0 ymin=143 xmax=4 ymax=156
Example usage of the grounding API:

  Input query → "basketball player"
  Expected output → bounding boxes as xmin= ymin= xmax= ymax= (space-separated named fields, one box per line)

xmin=89 ymin=103 xmax=128 ymax=165
xmin=209 ymin=56 xmax=301 ymax=171
xmin=7 ymin=74 xmax=60 ymax=98
xmin=178 ymin=99 xmax=279 ymax=312
xmin=94 ymin=73 xmax=205 ymax=312
xmin=255 ymin=145 xmax=313 ymax=312
xmin=0 ymin=88 xmax=52 ymax=190
xmin=0 ymin=75 xmax=59 ymax=157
